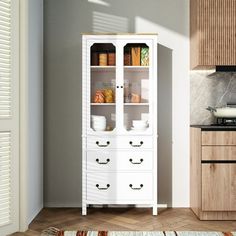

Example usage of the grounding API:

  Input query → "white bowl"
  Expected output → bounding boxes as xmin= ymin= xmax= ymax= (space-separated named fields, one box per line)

xmin=93 ymin=125 xmax=106 ymax=128
xmin=132 ymin=120 xmax=147 ymax=126
xmin=133 ymin=123 xmax=148 ymax=128
xmin=93 ymin=127 xmax=106 ymax=131
xmin=92 ymin=122 xmax=106 ymax=126
xmin=92 ymin=125 xmax=106 ymax=131
xmin=92 ymin=122 xmax=106 ymax=125
xmin=131 ymin=126 xmax=147 ymax=131
xmin=92 ymin=120 xmax=106 ymax=130
xmin=92 ymin=121 xmax=105 ymax=124
xmin=92 ymin=117 xmax=106 ymax=120
xmin=91 ymin=115 xmax=106 ymax=120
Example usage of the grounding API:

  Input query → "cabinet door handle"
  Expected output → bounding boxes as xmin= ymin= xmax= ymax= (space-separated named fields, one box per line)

xmin=96 ymin=184 xmax=110 ymax=190
xmin=96 ymin=141 xmax=110 ymax=147
xmin=129 ymin=158 xmax=143 ymax=164
xmin=129 ymin=184 xmax=143 ymax=190
xmin=129 ymin=141 xmax=143 ymax=147
xmin=96 ymin=158 xmax=110 ymax=164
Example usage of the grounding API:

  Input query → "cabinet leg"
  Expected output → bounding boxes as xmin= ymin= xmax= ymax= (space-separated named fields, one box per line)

xmin=82 ymin=203 xmax=87 ymax=215
xmin=152 ymin=206 xmax=157 ymax=216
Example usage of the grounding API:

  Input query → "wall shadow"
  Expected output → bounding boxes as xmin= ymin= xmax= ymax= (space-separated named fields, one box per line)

xmin=158 ymin=45 xmax=173 ymax=206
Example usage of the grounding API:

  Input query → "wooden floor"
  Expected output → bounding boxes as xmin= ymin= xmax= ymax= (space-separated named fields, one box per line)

xmin=11 ymin=208 xmax=236 ymax=236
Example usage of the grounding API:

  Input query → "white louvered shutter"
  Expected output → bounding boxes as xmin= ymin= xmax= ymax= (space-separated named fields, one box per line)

xmin=0 ymin=0 xmax=11 ymax=118
xmin=0 ymin=132 xmax=11 ymax=226
xmin=0 ymin=0 xmax=19 ymax=235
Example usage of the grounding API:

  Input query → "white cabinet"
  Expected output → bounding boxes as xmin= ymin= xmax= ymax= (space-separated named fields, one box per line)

xmin=82 ymin=34 xmax=158 ymax=215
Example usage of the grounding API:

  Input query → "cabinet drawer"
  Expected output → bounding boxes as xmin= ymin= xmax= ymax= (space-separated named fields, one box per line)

xmin=87 ymin=172 xmax=153 ymax=203
xmin=87 ymin=136 xmax=153 ymax=149
xmin=202 ymin=131 xmax=236 ymax=145
xmin=202 ymin=163 xmax=236 ymax=211
xmin=87 ymin=150 xmax=153 ymax=171
xmin=202 ymin=146 xmax=236 ymax=161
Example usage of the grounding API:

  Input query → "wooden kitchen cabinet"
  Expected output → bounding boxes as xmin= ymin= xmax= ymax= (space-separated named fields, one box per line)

xmin=202 ymin=164 xmax=236 ymax=211
xmin=190 ymin=127 xmax=236 ymax=220
xmin=190 ymin=0 xmax=236 ymax=69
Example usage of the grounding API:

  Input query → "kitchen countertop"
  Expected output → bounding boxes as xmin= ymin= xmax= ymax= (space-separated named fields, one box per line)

xmin=190 ymin=125 xmax=236 ymax=131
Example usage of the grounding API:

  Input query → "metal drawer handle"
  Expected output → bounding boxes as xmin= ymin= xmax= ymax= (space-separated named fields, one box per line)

xmin=96 ymin=158 xmax=110 ymax=164
xmin=129 ymin=141 xmax=143 ymax=147
xmin=96 ymin=184 xmax=110 ymax=190
xmin=129 ymin=158 xmax=143 ymax=164
xmin=96 ymin=141 xmax=110 ymax=147
xmin=129 ymin=184 xmax=143 ymax=190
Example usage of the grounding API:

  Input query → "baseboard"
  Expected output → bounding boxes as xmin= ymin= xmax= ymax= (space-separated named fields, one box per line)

xmin=44 ymin=202 xmax=167 ymax=208
xmin=44 ymin=202 xmax=82 ymax=208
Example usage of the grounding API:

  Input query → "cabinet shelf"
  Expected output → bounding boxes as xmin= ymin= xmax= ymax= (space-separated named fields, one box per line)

xmin=91 ymin=103 xmax=149 ymax=106
xmin=124 ymin=103 xmax=149 ymax=106
xmin=91 ymin=66 xmax=116 ymax=72
xmin=91 ymin=66 xmax=148 ymax=72
xmin=124 ymin=66 xmax=149 ymax=72
xmin=91 ymin=103 xmax=115 ymax=105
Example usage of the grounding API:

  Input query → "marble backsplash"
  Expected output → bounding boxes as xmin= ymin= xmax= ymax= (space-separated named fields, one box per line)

xmin=190 ymin=71 xmax=236 ymax=125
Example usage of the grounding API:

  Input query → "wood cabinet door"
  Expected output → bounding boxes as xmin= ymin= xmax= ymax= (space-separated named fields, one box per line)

xmin=190 ymin=0 xmax=236 ymax=69
xmin=202 ymin=164 xmax=236 ymax=211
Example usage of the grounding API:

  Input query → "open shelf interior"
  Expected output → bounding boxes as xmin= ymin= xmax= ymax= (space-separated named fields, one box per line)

xmin=91 ymin=43 xmax=116 ymax=66
xmin=124 ymin=43 xmax=149 ymax=66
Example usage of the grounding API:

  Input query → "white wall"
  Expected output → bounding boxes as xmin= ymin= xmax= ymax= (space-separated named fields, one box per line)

xmin=19 ymin=0 xmax=43 ymax=230
xmin=44 ymin=0 xmax=189 ymax=207
xmin=27 ymin=0 xmax=44 ymax=223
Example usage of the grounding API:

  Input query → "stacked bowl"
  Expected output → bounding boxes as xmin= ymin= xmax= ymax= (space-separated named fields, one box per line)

xmin=131 ymin=120 xmax=148 ymax=131
xmin=91 ymin=115 xmax=106 ymax=131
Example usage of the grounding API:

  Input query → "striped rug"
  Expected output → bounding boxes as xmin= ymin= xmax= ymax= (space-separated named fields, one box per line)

xmin=41 ymin=228 xmax=236 ymax=236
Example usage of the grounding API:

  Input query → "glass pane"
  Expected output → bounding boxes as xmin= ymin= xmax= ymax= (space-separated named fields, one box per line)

xmin=123 ymin=43 xmax=150 ymax=132
xmin=90 ymin=43 xmax=116 ymax=132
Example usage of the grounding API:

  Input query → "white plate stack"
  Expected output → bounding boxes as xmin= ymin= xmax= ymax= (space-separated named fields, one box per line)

xmin=131 ymin=120 xmax=148 ymax=131
xmin=91 ymin=115 xmax=106 ymax=131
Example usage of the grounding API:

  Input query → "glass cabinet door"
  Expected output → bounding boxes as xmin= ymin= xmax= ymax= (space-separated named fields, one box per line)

xmin=123 ymin=43 xmax=151 ymax=133
xmin=89 ymin=43 xmax=116 ymax=133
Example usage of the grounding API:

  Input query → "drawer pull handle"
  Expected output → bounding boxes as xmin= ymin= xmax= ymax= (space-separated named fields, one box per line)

xmin=129 ymin=158 xmax=143 ymax=164
xmin=96 ymin=141 xmax=110 ymax=147
xmin=96 ymin=184 xmax=110 ymax=190
xmin=96 ymin=158 xmax=110 ymax=164
xmin=129 ymin=184 xmax=143 ymax=190
xmin=129 ymin=141 xmax=143 ymax=147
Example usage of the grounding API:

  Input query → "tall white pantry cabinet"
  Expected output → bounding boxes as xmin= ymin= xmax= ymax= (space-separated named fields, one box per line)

xmin=82 ymin=34 xmax=158 ymax=215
